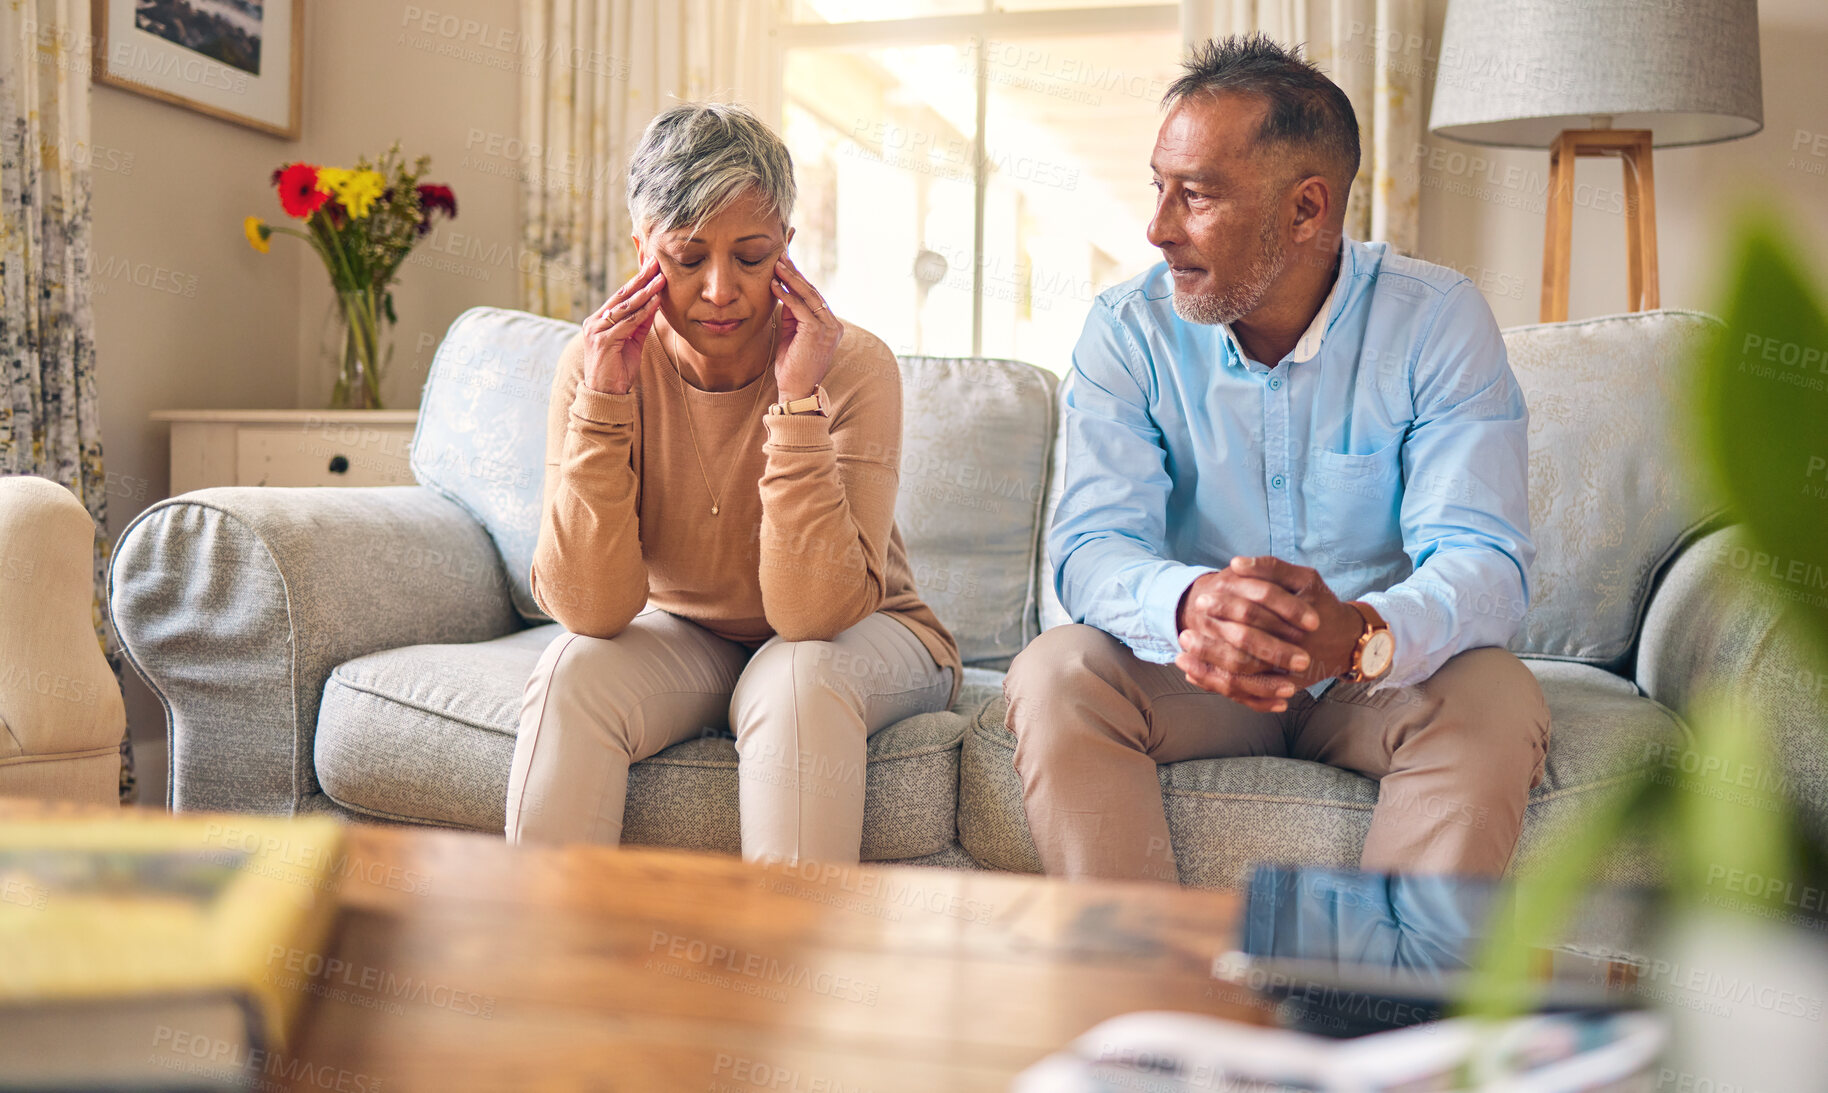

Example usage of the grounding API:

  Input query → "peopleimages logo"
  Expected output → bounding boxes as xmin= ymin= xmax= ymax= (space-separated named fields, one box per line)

xmin=264 ymin=946 xmax=494 ymax=1018
xmin=147 ymin=1026 xmax=382 ymax=1093
xmin=202 ymin=823 xmax=431 ymax=896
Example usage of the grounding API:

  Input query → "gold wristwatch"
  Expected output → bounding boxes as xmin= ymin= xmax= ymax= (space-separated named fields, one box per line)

xmin=768 ymin=384 xmax=829 ymax=416
xmin=1339 ymin=601 xmax=1395 ymax=683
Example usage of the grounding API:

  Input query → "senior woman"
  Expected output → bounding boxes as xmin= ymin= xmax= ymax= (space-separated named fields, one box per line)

xmin=505 ymin=102 xmax=960 ymax=867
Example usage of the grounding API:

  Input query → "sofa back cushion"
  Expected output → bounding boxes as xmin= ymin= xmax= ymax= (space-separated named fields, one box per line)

xmin=895 ymin=357 xmax=1059 ymax=669
xmin=414 ymin=310 xmax=1060 ymax=664
xmin=1037 ymin=371 xmax=1074 ymax=634
xmin=412 ymin=306 xmax=576 ymax=622
xmin=1502 ymin=309 xmax=1721 ymax=667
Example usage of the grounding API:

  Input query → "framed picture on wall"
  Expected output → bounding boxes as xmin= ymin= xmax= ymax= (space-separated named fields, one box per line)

xmin=91 ymin=0 xmax=302 ymax=140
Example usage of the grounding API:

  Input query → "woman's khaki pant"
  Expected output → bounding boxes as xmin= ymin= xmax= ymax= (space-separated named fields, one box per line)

xmin=505 ymin=609 xmax=953 ymax=865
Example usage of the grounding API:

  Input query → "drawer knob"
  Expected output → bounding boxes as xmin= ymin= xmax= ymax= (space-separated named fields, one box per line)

xmin=328 ymin=455 xmax=350 ymax=474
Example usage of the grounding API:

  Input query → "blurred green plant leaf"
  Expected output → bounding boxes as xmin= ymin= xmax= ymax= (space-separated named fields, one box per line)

xmin=1698 ymin=211 xmax=1828 ymax=662
xmin=1667 ymin=694 xmax=1797 ymax=914
xmin=1458 ymin=208 xmax=1828 ymax=1024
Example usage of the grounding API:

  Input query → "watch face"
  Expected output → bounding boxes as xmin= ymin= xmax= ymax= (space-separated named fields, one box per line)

xmin=1362 ymin=631 xmax=1396 ymax=678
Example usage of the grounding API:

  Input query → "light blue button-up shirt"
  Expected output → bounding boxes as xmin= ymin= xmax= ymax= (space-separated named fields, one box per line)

xmin=1050 ymin=236 xmax=1533 ymax=693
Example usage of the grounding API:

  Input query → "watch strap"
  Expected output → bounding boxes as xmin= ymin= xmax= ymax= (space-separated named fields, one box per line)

xmin=769 ymin=384 xmax=828 ymax=416
xmin=1349 ymin=600 xmax=1388 ymax=634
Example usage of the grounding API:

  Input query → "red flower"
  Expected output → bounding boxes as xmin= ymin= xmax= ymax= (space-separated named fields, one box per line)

xmin=415 ymin=183 xmax=457 ymax=235
xmin=277 ymin=163 xmax=328 ymax=219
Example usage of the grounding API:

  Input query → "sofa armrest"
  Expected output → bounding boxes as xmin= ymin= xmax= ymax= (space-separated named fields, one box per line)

xmin=110 ymin=486 xmax=523 ymax=814
xmin=1636 ymin=525 xmax=1828 ymax=839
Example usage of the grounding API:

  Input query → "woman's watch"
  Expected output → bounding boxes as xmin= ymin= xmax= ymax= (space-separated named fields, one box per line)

xmin=1339 ymin=601 xmax=1395 ymax=683
xmin=768 ymin=384 xmax=829 ymax=416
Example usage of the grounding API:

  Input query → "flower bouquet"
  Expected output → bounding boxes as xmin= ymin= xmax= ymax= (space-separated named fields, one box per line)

xmin=244 ymin=142 xmax=457 ymax=409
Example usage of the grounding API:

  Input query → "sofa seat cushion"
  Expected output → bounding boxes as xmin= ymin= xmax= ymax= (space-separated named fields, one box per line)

xmin=958 ymin=659 xmax=1689 ymax=888
xmin=314 ymin=623 xmax=978 ymax=861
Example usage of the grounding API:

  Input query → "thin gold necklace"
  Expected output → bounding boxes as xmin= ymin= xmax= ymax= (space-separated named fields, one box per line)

xmin=660 ymin=312 xmax=776 ymax=516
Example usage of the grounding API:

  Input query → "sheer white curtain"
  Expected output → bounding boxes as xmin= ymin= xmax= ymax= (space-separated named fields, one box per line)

xmin=1181 ymin=0 xmax=1424 ymax=253
xmin=519 ymin=0 xmax=782 ymax=321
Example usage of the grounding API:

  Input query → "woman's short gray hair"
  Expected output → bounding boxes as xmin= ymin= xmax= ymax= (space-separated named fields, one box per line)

xmin=626 ymin=102 xmax=795 ymax=236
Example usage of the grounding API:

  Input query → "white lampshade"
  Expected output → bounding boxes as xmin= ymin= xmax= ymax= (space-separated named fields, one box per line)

xmin=1428 ymin=0 xmax=1763 ymax=149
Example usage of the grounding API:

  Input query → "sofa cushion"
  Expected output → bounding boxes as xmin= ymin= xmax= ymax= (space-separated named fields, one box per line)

xmin=896 ymin=357 xmax=1059 ymax=670
xmin=411 ymin=306 xmax=575 ymax=624
xmin=1502 ymin=310 xmax=1722 ymax=668
xmin=1636 ymin=526 xmax=1828 ymax=849
xmin=1037 ymin=372 xmax=1074 ymax=634
xmin=959 ymin=659 xmax=1688 ymax=888
xmin=314 ymin=623 xmax=976 ymax=860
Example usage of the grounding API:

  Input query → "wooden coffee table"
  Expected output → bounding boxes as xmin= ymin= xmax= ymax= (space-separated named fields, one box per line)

xmin=17 ymin=807 xmax=1267 ymax=1091
xmin=311 ymin=824 xmax=1266 ymax=1091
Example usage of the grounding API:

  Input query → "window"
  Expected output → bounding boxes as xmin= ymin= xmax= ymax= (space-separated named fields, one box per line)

xmin=780 ymin=1 xmax=1181 ymax=371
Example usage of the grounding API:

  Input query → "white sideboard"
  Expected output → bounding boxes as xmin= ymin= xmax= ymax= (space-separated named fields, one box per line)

xmin=151 ymin=410 xmax=419 ymax=494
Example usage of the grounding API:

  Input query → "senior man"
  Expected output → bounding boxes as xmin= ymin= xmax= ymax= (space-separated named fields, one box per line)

xmin=1004 ymin=35 xmax=1547 ymax=883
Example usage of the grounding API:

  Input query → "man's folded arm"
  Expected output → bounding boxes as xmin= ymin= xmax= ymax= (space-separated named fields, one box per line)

xmin=1357 ymin=281 xmax=1535 ymax=690
xmin=1050 ymin=307 xmax=1215 ymax=664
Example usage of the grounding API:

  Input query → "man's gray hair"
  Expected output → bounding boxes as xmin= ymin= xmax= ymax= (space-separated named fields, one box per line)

xmin=1164 ymin=35 xmax=1360 ymax=195
xmin=626 ymin=102 xmax=795 ymax=236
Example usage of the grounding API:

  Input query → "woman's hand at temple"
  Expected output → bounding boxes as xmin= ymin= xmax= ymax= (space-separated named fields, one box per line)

xmin=581 ymin=257 xmax=665 ymax=395
xmin=771 ymin=254 xmax=843 ymax=402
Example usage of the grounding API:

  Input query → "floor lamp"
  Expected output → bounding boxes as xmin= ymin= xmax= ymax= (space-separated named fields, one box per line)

xmin=1427 ymin=0 xmax=1763 ymax=323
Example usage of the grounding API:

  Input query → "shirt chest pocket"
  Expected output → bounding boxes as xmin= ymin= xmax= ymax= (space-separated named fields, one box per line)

xmin=1300 ymin=433 xmax=1406 ymax=556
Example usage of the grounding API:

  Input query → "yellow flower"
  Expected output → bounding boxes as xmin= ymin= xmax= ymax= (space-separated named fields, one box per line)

xmin=244 ymin=215 xmax=271 ymax=254
xmin=314 ymin=167 xmax=386 ymax=220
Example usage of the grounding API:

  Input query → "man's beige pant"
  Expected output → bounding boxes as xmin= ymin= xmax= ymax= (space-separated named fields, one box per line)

xmin=506 ymin=609 xmax=953 ymax=864
xmin=1003 ymin=624 xmax=1550 ymax=881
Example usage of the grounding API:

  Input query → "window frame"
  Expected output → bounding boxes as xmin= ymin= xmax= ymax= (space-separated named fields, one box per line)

xmin=778 ymin=2 xmax=1183 ymax=355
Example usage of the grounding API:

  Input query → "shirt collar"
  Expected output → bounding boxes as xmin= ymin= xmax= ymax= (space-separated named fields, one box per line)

xmin=1221 ymin=235 xmax=1351 ymax=368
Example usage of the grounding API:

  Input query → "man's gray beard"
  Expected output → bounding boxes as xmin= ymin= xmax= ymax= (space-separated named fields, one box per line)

xmin=1171 ymin=221 xmax=1287 ymax=326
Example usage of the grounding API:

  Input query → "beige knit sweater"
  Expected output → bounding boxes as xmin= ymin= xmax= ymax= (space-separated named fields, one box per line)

xmin=531 ymin=316 xmax=961 ymax=698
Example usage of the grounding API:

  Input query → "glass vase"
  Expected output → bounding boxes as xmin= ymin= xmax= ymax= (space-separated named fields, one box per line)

xmin=325 ymin=285 xmax=391 ymax=410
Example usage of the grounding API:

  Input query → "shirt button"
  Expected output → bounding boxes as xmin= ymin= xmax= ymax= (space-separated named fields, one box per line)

xmin=1269 ymin=377 xmax=1282 ymax=390
xmin=1271 ymin=474 xmax=1285 ymax=490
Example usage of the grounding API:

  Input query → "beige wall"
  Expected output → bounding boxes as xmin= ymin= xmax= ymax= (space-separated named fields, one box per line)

xmin=93 ymin=0 xmax=523 ymax=540
xmin=91 ymin=0 xmax=521 ymax=798
xmin=1415 ymin=0 xmax=1828 ymax=329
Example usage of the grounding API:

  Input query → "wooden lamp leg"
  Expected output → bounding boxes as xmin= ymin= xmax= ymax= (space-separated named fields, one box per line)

xmin=1622 ymin=131 xmax=1659 ymax=312
xmin=1541 ymin=133 xmax=1577 ymax=323
xmin=1538 ymin=128 xmax=1659 ymax=323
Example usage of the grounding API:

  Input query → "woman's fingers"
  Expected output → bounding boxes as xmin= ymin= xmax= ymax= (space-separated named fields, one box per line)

xmin=597 ymin=273 xmax=664 ymax=336
xmin=586 ymin=260 xmax=662 ymax=331
xmin=773 ymin=257 xmax=831 ymax=322
xmin=770 ymin=273 xmax=818 ymax=324
xmin=617 ymin=258 xmax=660 ymax=301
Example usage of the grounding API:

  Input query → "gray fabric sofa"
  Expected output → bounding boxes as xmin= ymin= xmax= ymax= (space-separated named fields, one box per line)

xmin=111 ymin=305 xmax=1826 ymax=887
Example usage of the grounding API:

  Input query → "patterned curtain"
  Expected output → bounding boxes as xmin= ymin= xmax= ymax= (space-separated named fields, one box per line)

xmin=520 ymin=0 xmax=782 ymax=322
xmin=1182 ymin=0 xmax=1423 ymax=254
xmin=0 ymin=0 xmax=131 ymax=800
